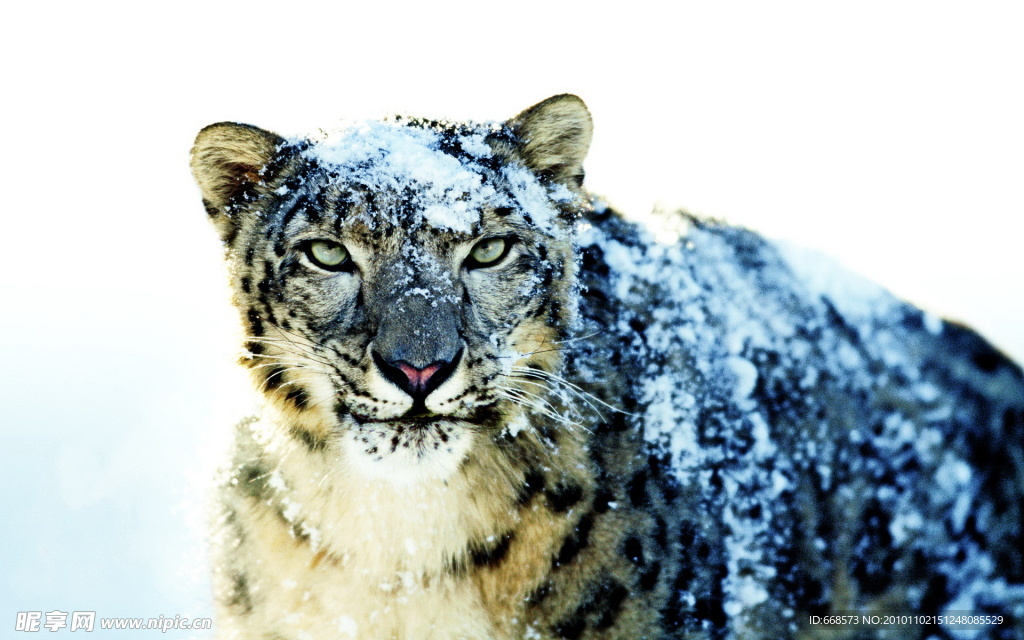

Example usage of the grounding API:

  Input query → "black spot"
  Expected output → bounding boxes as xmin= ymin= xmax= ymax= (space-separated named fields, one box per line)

xmin=593 ymin=488 xmax=614 ymax=513
xmin=226 ymin=571 xmax=253 ymax=614
xmin=605 ymin=412 xmax=629 ymax=432
xmin=263 ymin=365 xmax=285 ymax=391
xmin=652 ymin=516 xmax=667 ymax=547
xmin=290 ymin=427 xmax=326 ymax=453
xmin=553 ymin=615 xmax=586 ymax=640
xmin=821 ymin=298 xmax=860 ymax=344
xmin=471 ymin=531 xmax=515 ymax=568
xmin=580 ymin=244 xmax=610 ymax=278
xmin=279 ymin=196 xmax=305 ymax=231
xmin=240 ymin=276 xmax=252 ymax=294
xmin=554 ymin=514 xmax=594 ymax=568
xmin=592 ymin=580 xmax=629 ymax=629
xmin=516 ymin=469 xmax=545 ymax=506
xmin=289 ymin=522 xmax=310 ymax=543
xmin=222 ymin=222 xmax=239 ymax=247
xmin=285 ymin=387 xmax=309 ymax=410
xmin=621 ymin=392 xmax=639 ymax=413
xmin=639 ymin=561 xmax=661 ymax=591
xmin=850 ymin=499 xmax=897 ymax=596
xmin=672 ymin=558 xmax=696 ymax=595
xmin=692 ymin=561 xmax=728 ymax=630
xmin=627 ymin=469 xmax=649 ymax=507
xmin=560 ymin=576 xmax=630 ymax=633
xmin=258 ymin=295 xmax=278 ymax=326
xmin=546 ymin=482 xmax=584 ymax=513
xmin=246 ymin=308 xmax=264 ymax=336
xmin=525 ymin=581 xmax=552 ymax=607
xmin=623 ymin=536 xmax=645 ymax=565
xmin=678 ymin=522 xmax=697 ymax=549
xmin=920 ymin=572 xmax=950 ymax=613
xmin=628 ymin=316 xmax=647 ymax=337
xmin=1004 ymin=407 xmax=1022 ymax=432
xmin=445 ymin=554 xmax=468 ymax=577
xmin=972 ymin=345 xmax=1004 ymax=372
xmin=942 ymin=320 xmax=1012 ymax=374
xmin=236 ymin=461 xmax=271 ymax=501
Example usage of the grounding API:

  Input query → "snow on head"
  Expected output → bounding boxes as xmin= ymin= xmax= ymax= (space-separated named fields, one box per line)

xmin=298 ymin=119 xmax=563 ymax=234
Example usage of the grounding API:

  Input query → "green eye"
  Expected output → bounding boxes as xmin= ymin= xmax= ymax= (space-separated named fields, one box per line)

xmin=467 ymin=238 xmax=509 ymax=268
xmin=305 ymin=240 xmax=351 ymax=271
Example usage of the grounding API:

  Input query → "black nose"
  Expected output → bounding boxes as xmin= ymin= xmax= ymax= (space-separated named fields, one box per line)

xmin=372 ymin=348 xmax=462 ymax=402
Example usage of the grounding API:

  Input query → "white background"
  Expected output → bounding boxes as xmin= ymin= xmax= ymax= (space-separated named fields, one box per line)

xmin=1 ymin=1 xmax=1021 ymax=636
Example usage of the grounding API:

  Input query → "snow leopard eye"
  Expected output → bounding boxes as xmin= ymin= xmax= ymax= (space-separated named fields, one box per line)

xmin=303 ymin=240 xmax=352 ymax=272
xmin=465 ymin=237 xmax=511 ymax=269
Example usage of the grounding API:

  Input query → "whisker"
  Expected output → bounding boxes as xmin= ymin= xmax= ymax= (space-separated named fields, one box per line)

xmin=495 ymin=386 xmax=588 ymax=432
xmin=254 ymin=365 xmax=323 ymax=393
xmin=247 ymin=357 xmax=331 ymax=371
xmin=510 ymin=366 xmax=634 ymax=416
xmin=502 ymin=375 xmax=603 ymax=420
xmin=545 ymin=330 xmax=604 ymax=345
xmin=240 ymin=340 xmax=334 ymax=366
xmin=498 ymin=384 xmax=565 ymax=418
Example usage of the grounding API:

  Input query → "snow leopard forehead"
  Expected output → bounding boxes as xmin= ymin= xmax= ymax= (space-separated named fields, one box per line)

xmin=278 ymin=117 xmax=581 ymax=241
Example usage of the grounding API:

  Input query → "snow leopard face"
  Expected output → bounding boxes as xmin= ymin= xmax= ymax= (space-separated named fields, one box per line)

xmin=191 ymin=97 xmax=593 ymax=481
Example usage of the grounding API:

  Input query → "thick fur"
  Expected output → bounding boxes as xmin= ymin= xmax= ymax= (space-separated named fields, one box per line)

xmin=191 ymin=95 xmax=1024 ymax=639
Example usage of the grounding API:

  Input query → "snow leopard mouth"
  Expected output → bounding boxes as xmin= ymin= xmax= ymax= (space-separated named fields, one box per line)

xmin=347 ymin=403 xmax=503 ymax=432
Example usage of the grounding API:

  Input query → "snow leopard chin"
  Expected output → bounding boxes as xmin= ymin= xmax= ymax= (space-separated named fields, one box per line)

xmin=340 ymin=418 xmax=477 ymax=484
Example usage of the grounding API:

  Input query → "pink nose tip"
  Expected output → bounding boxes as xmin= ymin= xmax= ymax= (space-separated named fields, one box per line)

xmin=395 ymin=362 xmax=444 ymax=392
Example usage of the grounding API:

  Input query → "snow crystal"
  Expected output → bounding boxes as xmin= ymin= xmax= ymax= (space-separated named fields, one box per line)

xmin=748 ymin=413 xmax=775 ymax=459
xmin=281 ymin=500 xmax=301 ymax=523
xmin=457 ymin=133 xmax=493 ymax=158
xmin=335 ymin=616 xmax=358 ymax=637
xmin=935 ymin=455 xmax=972 ymax=492
xmin=726 ymin=356 xmax=758 ymax=401
xmin=503 ymin=166 xmax=561 ymax=231
xmin=268 ymin=470 xmax=287 ymax=492
xmin=923 ymin=311 xmax=944 ymax=335
xmin=504 ymin=412 xmax=529 ymax=438
xmin=914 ymin=381 xmax=941 ymax=403
xmin=523 ymin=625 xmax=543 ymax=640
xmin=890 ymin=510 xmax=924 ymax=545
xmin=722 ymin=578 xmax=769 ymax=616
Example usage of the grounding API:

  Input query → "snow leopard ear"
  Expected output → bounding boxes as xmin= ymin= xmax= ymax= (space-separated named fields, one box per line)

xmin=507 ymin=94 xmax=593 ymax=188
xmin=190 ymin=122 xmax=284 ymax=234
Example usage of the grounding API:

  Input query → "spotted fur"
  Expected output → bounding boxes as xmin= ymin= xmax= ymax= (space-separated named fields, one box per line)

xmin=191 ymin=95 xmax=1024 ymax=639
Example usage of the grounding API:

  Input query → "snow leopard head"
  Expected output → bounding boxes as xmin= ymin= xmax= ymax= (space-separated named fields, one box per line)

xmin=191 ymin=95 xmax=593 ymax=480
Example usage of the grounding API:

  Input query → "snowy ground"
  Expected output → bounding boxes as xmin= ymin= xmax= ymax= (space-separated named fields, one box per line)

xmin=1 ymin=2 xmax=1021 ymax=639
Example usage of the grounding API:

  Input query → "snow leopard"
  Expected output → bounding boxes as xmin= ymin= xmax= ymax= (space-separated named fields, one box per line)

xmin=190 ymin=95 xmax=1024 ymax=639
